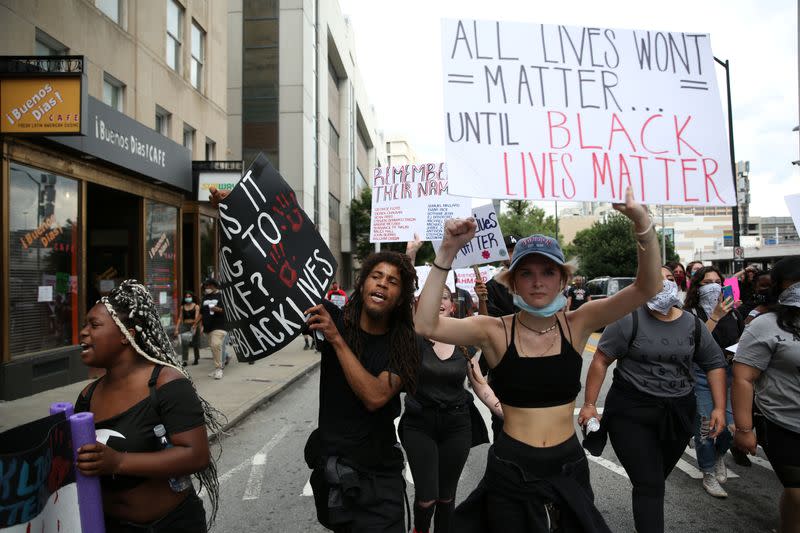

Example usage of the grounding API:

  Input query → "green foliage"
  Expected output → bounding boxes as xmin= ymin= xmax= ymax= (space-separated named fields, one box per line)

xmin=570 ymin=214 xmax=678 ymax=279
xmin=498 ymin=201 xmax=560 ymax=241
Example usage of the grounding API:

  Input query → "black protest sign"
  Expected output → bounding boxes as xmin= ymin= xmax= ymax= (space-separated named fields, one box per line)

xmin=0 ymin=412 xmax=75 ymax=528
xmin=218 ymin=153 xmax=338 ymax=362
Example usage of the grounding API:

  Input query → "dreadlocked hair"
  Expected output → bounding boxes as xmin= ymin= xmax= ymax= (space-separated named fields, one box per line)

xmin=103 ymin=280 xmax=225 ymax=528
xmin=342 ymin=252 xmax=421 ymax=394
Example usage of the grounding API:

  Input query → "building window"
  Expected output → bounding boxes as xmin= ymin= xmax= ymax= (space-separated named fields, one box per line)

xmin=35 ymin=29 xmax=67 ymax=56
xmin=145 ymin=200 xmax=178 ymax=331
xmin=329 ymin=122 xmax=340 ymax=155
xmin=166 ymin=0 xmax=183 ymax=72
xmin=183 ymin=124 xmax=195 ymax=154
xmin=102 ymin=73 xmax=124 ymax=112
xmin=96 ymin=0 xmax=121 ymax=24
xmin=205 ymin=138 xmax=216 ymax=160
xmin=191 ymin=21 xmax=205 ymax=90
xmin=329 ymin=194 xmax=340 ymax=223
xmin=155 ymin=105 xmax=171 ymax=136
xmin=9 ymin=163 xmax=80 ymax=357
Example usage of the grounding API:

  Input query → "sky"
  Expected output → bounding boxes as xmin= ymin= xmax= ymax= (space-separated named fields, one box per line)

xmin=339 ymin=0 xmax=799 ymax=217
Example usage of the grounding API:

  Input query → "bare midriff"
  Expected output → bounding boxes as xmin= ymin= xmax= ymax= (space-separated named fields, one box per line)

xmin=502 ymin=401 xmax=576 ymax=448
xmin=103 ymin=478 xmax=188 ymax=523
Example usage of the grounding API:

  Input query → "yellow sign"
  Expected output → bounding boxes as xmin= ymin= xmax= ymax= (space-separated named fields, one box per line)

xmin=0 ymin=77 xmax=82 ymax=133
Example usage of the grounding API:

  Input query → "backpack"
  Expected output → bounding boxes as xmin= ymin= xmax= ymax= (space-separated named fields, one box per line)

xmin=626 ymin=307 xmax=702 ymax=358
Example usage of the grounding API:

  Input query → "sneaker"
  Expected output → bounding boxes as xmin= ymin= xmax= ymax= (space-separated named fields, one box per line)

xmin=207 ymin=370 xmax=216 ymax=377
xmin=213 ymin=368 xmax=223 ymax=380
xmin=730 ymin=447 xmax=752 ymax=467
xmin=702 ymin=472 xmax=728 ymax=498
xmin=714 ymin=454 xmax=728 ymax=484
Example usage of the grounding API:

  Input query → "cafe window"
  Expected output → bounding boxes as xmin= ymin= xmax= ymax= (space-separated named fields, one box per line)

xmin=145 ymin=200 xmax=178 ymax=332
xmin=166 ymin=0 xmax=183 ymax=72
xmin=9 ymin=163 xmax=79 ymax=357
xmin=200 ymin=215 xmax=217 ymax=280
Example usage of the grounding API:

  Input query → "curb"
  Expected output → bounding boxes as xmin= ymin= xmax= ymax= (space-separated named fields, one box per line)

xmin=210 ymin=358 xmax=321 ymax=441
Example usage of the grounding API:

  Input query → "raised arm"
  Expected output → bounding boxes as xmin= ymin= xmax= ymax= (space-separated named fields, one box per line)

xmin=571 ymin=188 xmax=662 ymax=333
xmin=414 ymin=219 xmax=494 ymax=348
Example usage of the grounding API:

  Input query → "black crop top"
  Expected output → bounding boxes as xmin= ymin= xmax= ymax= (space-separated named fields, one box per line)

xmin=489 ymin=314 xmax=582 ymax=408
xmin=410 ymin=343 xmax=473 ymax=408
xmin=75 ymin=366 xmax=205 ymax=491
xmin=181 ymin=305 xmax=197 ymax=321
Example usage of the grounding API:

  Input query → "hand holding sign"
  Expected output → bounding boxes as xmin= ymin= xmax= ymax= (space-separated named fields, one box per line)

xmin=304 ymin=304 xmax=342 ymax=346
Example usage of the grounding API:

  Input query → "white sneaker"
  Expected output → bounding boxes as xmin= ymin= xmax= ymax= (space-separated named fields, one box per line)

xmin=207 ymin=370 xmax=216 ymax=377
xmin=714 ymin=454 xmax=728 ymax=484
xmin=702 ymin=472 xmax=728 ymax=498
xmin=213 ymin=368 xmax=223 ymax=380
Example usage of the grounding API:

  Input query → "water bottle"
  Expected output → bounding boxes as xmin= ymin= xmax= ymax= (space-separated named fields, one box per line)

xmin=583 ymin=417 xmax=600 ymax=437
xmin=153 ymin=424 xmax=193 ymax=492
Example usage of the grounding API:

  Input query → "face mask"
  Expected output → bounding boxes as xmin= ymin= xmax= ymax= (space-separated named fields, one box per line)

xmin=184 ymin=297 xmax=193 ymax=303
xmin=674 ymin=272 xmax=686 ymax=284
xmin=646 ymin=280 xmax=681 ymax=315
xmin=204 ymin=288 xmax=213 ymax=295
xmin=753 ymin=290 xmax=769 ymax=305
xmin=778 ymin=282 xmax=800 ymax=308
xmin=698 ymin=283 xmax=722 ymax=317
xmin=513 ymin=292 xmax=567 ymax=318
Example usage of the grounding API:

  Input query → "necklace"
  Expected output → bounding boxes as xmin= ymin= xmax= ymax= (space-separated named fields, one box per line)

xmin=516 ymin=320 xmax=559 ymax=358
xmin=517 ymin=313 xmax=558 ymax=335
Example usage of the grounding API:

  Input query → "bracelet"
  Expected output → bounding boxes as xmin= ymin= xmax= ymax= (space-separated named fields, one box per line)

xmin=431 ymin=261 xmax=451 ymax=272
xmin=634 ymin=220 xmax=654 ymax=236
xmin=709 ymin=317 xmax=719 ymax=323
xmin=584 ymin=402 xmax=595 ymax=407
xmin=735 ymin=426 xmax=753 ymax=433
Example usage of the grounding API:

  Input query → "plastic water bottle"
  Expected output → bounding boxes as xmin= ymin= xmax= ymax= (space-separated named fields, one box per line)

xmin=585 ymin=417 xmax=600 ymax=434
xmin=153 ymin=424 xmax=193 ymax=492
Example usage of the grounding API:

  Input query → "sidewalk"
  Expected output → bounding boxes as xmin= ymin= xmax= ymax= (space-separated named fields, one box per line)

xmin=0 ymin=336 xmax=321 ymax=436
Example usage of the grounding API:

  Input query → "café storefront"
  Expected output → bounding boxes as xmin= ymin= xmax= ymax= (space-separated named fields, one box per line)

xmin=0 ymin=90 xmax=221 ymax=400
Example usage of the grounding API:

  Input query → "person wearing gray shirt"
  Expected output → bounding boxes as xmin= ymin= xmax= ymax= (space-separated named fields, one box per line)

xmin=579 ymin=267 xmax=727 ymax=533
xmin=732 ymin=257 xmax=800 ymax=533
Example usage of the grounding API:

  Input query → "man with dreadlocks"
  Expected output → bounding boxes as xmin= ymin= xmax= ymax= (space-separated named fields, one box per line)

xmin=74 ymin=280 xmax=223 ymax=532
xmin=303 ymin=251 xmax=422 ymax=533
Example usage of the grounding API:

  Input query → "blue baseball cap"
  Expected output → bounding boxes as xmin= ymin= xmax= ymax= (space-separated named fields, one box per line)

xmin=508 ymin=234 xmax=565 ymax=271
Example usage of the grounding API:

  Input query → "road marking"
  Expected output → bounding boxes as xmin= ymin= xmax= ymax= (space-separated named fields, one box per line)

xmin=302 ymin=479 xmax=313 ymax=496
xmin=242 ymin=424 xmax=293 ymax=500
xmin=585 ymin=452 xmax=629 ymax=479
xmin=683 ymin=449 xmax=739 ymax=478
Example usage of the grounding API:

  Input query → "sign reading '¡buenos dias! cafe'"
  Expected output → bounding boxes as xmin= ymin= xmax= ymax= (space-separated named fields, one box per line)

xmin=0 ymin=78 xmax=82 ymax=134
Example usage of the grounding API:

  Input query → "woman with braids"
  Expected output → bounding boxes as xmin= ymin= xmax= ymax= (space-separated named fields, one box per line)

xmin=400 ymin=284 xmax=498 ymax=533
xmin=303 ymin=251 xmax=421 ymax=533
xmin=74 ymin=280 xmax=222 ymax=532
xmin=415 ymin=189 xmax=663 ymax=532
xmin=733 ymin=257 xmax=800 ymax=533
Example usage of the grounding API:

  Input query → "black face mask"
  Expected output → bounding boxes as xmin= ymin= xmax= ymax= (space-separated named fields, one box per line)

xmin=753 ymin=290 xmax=770 ymax=305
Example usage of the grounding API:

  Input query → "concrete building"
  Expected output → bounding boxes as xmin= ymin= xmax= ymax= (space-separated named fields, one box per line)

xmin=0 ymin=0 xmax=230 ymax=399
xmin=228 ymin=0 xmax=386 ymax=288
xmin=386 ymin=138 xmax=417 ymax=167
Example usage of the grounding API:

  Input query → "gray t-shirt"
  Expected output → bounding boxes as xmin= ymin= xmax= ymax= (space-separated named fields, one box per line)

xmin=598 ymin=308 xmax=725 ymax=397
xmin=734 ymin=312 xmax=800 ymax=432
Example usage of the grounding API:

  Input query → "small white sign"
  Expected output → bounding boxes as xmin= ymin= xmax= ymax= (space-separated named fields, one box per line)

xmin=414 ymin=265 xmax=456 ymax=297
xmin=433 ymin=203 xmax=508 ymax=268
xmin=37 ymin=285 xmax=53 ymax=303
xmin=785 ymin=194 xmax=800 ymax=236
xmin=455 ymin=266 xmax=494 ymax=302
xmin=99 ymin=279 xmax=115 ymax=293
xmin=159 ymin=291 xmax=168 ymax=305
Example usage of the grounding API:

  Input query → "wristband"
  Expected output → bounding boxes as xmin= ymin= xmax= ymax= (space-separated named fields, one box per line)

xmin=735 ymin=426 xmax=753 ymax=433
xmin=431 ymin=261 xmax=451 ymax=272
xmin=709 ymin=317 xmax=719 ymax=323
xmin=634 ymin=220 xmax=654 ymax=236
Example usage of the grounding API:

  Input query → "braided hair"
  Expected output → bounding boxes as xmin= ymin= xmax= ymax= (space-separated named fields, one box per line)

xmin=102 ymin=280 xmax=224 ymax=528
xmin=342 ymin=252 xmax=421 ymax=394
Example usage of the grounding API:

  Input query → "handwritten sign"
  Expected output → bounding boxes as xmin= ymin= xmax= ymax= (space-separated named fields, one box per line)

xmin=414 ymin=266 xmax=456 ymax=297
xmin=432 ymin=203 xmax=508 ymax=268
xmin=370 ymin=162 xmax=470 ymax=242
xmin=455 ymin=266 xmax=494 ymax=302
xmin=0 ymin=413 xmax=80 ymax=532
xmin=785 ymin=194 xmax=800 ymax=236
xmin=218 ymin=154 xmax=337 ymax=362
xmin=442 ymin=19 xmax=735 ymax=206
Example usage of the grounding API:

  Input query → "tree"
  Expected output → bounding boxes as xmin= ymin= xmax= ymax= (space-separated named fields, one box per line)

xmin=569 ymin=214 xmax=678 ymax=280
xmin=348 ymin=187 xmax=435 ymax=265
xmin=498 ymin=200 xmax=560 ymax=241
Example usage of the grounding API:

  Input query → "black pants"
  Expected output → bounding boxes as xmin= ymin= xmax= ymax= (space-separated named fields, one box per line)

xmin=179 ymin=324 xmax=200 ymax=363
xmin=607 ymin=398 xmax=694 ymax=533
xmin=756 ymin=415 xmax=800 ymax=488
xmin=104 ymin=491 xmax=206 ymax=533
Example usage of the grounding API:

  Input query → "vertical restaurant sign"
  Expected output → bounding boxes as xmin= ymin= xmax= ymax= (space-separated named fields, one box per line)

xmin=442 ymin=19 xmax=735 ymax=206
xmin=218 ymin=153 xmax=338 ymax=362
xmin=1 ymin=77 xmax=83 ymax=134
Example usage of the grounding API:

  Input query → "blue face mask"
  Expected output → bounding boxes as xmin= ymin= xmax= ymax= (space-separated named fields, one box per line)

xmin=513 ymin=292 xmax=567 ymax=317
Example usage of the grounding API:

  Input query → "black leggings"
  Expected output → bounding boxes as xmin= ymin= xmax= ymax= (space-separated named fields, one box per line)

xmin=607 ymin=403 xmax=693 ymax=533
xmin=756 ymin=415 xmax=800 ymax=488
xmin=104 ymin=491 xmax=206 ymax=533
xmin=400 ymin=404 xmax=471 ymax=531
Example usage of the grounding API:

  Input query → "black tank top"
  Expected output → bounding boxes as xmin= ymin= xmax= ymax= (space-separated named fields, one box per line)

xmin=489 ymin=314 xmax=582 ymax=408
xmin=411 ymin=343 xmax=472 ymax=408
xmin=182 ymin=304 xmax=196 ymax=321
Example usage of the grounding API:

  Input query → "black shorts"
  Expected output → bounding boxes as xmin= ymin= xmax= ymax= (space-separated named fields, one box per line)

xmin=104 ymin=490 xmax=207 ymax=533
xmin=756 ymin=416 xmax=800 ymax=488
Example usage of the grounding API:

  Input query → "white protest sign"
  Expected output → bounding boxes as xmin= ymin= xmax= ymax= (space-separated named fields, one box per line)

xmin=442 ymin=19 xmax=735 ymax=206
xmin=785 ymin=194 xmax=800 ymax=236
xmin=432 ymin=203 xmax=508 ymax=268
xmin=415 ymin=265 xmax=456 ymax=297
xmin=455 ymin=266 xmax=494 ymax=302
xmin=370 ymin=162 xmax=471 ymax=242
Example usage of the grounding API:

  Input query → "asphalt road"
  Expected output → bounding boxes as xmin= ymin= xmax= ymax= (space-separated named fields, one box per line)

xmin=204 ymin=340 xmax=783 ymax=532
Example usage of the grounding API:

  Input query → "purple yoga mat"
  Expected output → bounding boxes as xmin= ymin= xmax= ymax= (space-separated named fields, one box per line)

xmin=70 ymin=412 xmax=106 ymax=533
xmin=50 ymin=401 xmax=74 ymax=417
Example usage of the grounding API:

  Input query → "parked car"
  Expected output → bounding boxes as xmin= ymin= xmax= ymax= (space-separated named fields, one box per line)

xmin=585 ymin=276 xmax=635 ymax=301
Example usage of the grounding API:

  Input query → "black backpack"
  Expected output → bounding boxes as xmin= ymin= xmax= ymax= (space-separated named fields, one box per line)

xmin=626 ymin=307 xmax=703 ymax=357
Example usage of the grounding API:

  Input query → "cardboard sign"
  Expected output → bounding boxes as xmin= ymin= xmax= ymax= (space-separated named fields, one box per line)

xmin=370 ymin=162 xmax=470 ymax=242
xmin=724 ymin=276 xmax=741 ymax=304
xmin=455 ymin=266 xmax=494 ymax=302
xmin=218 ymin=154 xmax=338 ymax=362
xmin=432 ymin=203 xmax=508 ymax=268
xmin=785 ymin=194 xmax=800 ymax=236
xmin=414 ymin=265 xmax=456 ymax=297
xmin=441 ymin=19 xmax=735 ymax=206
xmin=0 ymin=413 xmax=80 ymax=532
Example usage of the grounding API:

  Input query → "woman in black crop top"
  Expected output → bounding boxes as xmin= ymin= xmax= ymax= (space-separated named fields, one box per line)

xmin=74 ymin=280 xmax=222 ymax=532
xmin=174 ymin=290 xmax=201 ymax=366
xmin=415 ymin=188 xmax=663 ymax=532
xmin=401 ymin=285 xmax=499 ymax=533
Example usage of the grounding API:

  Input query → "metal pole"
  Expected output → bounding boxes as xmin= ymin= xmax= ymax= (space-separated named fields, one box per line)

xmin=714 ymin=57 xmax=743 ymax=272
xmin=661 ymin=205 xmax=666 ymax=264
xmin=554 ymin=201 xmax=559 ymax=242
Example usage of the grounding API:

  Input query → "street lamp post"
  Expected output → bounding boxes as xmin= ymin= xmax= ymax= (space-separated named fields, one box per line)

xmin=714 ymin=57 xmax=744 ymax=273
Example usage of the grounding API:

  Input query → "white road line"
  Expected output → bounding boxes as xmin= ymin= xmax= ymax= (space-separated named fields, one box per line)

xmin=747 ymin=453 xmax=774 ymax=471
xmin=302 ymin=479 xmax=314 ymax=496
xmin=674 ymin=458 xmax=704 ymax=479
xmin=242 ymin=424 xmax=293 ymax=500
xmin=585 ymin=452 xmax=629 ymax=479
xmin=683 ymin=449 xmax=739 ymax=478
